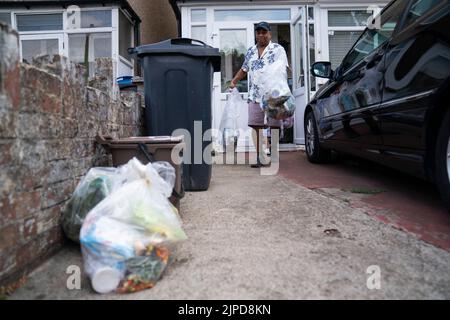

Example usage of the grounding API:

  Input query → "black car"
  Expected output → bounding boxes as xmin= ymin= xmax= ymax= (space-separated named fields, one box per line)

xmin=305 ymin=0 xmax=450 ymax=210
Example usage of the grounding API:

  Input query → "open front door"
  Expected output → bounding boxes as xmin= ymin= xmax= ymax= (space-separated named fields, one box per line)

xmin=291 ymin=7 xmax=308 ymax=145
xmin=212 ymin=22 xmax=254 ymax=152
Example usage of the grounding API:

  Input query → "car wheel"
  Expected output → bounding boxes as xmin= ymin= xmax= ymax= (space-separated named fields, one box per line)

xmin=435 ymin=109 xmax=450 ymax=212
xmin=305 ymin=111 xmax=331 ymax=163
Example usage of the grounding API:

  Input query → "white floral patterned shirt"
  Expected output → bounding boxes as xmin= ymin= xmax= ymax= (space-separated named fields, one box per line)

xmin=241 ymin=41 xmax=289 ymax=103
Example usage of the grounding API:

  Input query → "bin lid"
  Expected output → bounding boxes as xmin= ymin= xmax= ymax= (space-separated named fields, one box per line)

xmin=106 ymin=135 xmax=184 ymax=145
xmin=132 ymin=38 xmax=221 ymax=72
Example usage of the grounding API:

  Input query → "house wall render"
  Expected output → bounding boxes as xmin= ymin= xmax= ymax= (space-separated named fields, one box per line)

xmin=0 ymin=22 xmax=145 ymax=287
xmin=128 ymin=0 xmax=179 ymax=44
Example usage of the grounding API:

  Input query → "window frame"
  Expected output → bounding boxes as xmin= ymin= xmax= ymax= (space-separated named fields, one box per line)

xmin=13 ymin=10 xmax=64 ymax=34
xmin=67 ymin=32 xmax=113 ymax=64
xmin=337 ymin=0 xmax=411 ymax=75
xmin=8 ymin=5 xmax=134 ymax=77
xmin=19 ymin=33 xmax=64 ymax=62
xmin=0 ymin=11 xmax=13 ymax=25
xmin=118 ymin=8 xmax=135 ymax=64
xmin=326 ymin=8 xmax=375 ymax=71
xmin=189 ymin=8 xmax=207 ymax=44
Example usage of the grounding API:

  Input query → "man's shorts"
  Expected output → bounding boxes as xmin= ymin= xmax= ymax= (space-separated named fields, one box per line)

xmin=248 ymin=101 xmax=281 ymax=128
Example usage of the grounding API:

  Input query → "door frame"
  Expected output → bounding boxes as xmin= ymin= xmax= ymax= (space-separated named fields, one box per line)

xmin=291 ymin=6 xmax=309 ymax=145
xmin=212 ymin=21 xmax=255 ymax=152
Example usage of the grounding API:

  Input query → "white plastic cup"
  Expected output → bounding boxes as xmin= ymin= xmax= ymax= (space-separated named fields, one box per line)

xmin=91 ymin=267 xmax=122 ymax=294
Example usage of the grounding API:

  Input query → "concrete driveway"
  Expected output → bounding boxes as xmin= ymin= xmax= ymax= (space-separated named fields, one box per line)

xmin=9 ymin=154 xmax=450 ymax=299
xmin=279 ymin=151 xmax=450 ymax=252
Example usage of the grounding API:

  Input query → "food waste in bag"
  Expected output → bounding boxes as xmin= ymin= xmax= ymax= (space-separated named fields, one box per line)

xmin=79 ymin=158 xmax=187 ymax=294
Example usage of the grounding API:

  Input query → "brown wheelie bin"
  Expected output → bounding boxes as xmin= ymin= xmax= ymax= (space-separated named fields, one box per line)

xmin=96 ymin=134 xmax=185 ymax=211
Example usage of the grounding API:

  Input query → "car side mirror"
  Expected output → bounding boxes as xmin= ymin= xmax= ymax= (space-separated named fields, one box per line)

xmin=311 ymin=62 xmax=334 ymax=79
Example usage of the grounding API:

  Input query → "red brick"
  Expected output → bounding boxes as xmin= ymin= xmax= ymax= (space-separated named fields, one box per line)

xmin=20 ymin=66 xmax=40 ymax=89
xmin=4 ymin=64 xmax=20 ymax=110
xmin=0 ymin=143 xmax=12 ymax=166
xmin=12 ymin=190 xmax=41 ymax=219
xmin=36 ymin=205 xmax=61 ymax=235
xmin=41 ymin=180 xmax=73 ymax=209
xmin=44 ymin=226 xmax=64 ymax=248
xmin=40 ymin=72 xmax=62 ymax=98
xmin=15 ymin=238 xmax=40 ymax=270
xmin=0 ymin=224 xmax=20 ymax=252
xmin=39 ymin=93 xmax=61 ymax=114
xmin=21 ymin=217 xmax=37 ymax=241
xmin=0 ymin=196 xmax=15 ymax=226
xmin=22 ymin=167 xmax=49 ymax=190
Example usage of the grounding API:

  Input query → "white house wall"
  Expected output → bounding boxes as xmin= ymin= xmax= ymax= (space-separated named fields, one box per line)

xmin=178 ymin=1 xmax=388 ymax=150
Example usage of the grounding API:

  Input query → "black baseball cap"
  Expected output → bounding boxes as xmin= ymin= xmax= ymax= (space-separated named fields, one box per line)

xmin=255 ymin=21 xmax=271 ymax=31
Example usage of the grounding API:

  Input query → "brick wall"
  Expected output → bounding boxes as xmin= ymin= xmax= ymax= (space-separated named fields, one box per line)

xmin=0 ymin=23 xmax=145 ymax=286
xmin=128 ymin=0 xmax=178 ymax=45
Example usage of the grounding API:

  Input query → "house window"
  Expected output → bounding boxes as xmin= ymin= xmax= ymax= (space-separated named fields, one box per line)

xmin=215 ymin=9 xmax=291 ymax=21
xmin=328 ymin=10 xmax=372 ymax=27
xmin=119 ymin=10 xmax=133 ymax=61
xmin=11 ymin=6 xmax=134 ymax=77
xmin=69 ymin=32 xmax=112 ymax=75
xmin=21 ymin=38 xmax=59 ymax=64
xmin=191 ymin=25 xmax=207 ymax=43
xmin=191 ymin=9 xmax=206 ymax=23
xmin=219 ymin=29 xmax=247 ymax=93
xmin=0 ymin=12 xmax=11 ymax=25
xmin=327 ymin=10 xmax=373 ymax=69
xmin=80 ymin=10 xmax=111 ymax=28
xmin=190 ymin=8 xmax=207 ymax=44
xmin=16 ymin=13 xmax=63 ymax=31
xmin=328 ymin=30 xmax=363 ymax=69
xmin=307 ymin=7 xmax=316 ymax=92
xmin=340 ymin=0 xmax=408 ymax=73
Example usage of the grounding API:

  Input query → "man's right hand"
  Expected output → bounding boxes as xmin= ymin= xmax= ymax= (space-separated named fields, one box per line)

xmin=230 ymin=79 xmax=237 ymax=89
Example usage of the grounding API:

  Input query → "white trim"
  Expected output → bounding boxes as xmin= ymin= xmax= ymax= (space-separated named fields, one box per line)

xmin=328 ymin=26 xmax=366 ymax=31
xmin=119 ymin=55 xmax=133 ymax=68
xmin=112 ymin=7 xmax=119 ymax=63
xmin=5 ymin=5 xmax=134 ymax=78
xmin=181 ymin=6 xmax=189 ymax=37
xmin=14 ymin=9 xmax=64 ymax=15
xmin=0 ymin=10 xmax=13 ymax=25
xmin=118 ymin=8 xmax=135 ymax=67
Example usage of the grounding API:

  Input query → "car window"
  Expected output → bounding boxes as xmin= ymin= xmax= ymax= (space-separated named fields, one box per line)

xmin=340 ymin=0 xmax=409 ymax=73
xmin=404 ymin=0 xmax=443 ymax=26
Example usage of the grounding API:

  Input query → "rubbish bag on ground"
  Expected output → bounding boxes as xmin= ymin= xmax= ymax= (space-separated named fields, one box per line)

xmin=260 ymin=59 xmax=296 ymax=120
xmin=61 ymin=167 xmax=123 ymax=243
xmin=79 ymin=158 xmax=187 ymax=294
xmin=62 ymin=160 xmax=177 ymax=243
xmin=219 ymin=88 xmax=243 ymax=150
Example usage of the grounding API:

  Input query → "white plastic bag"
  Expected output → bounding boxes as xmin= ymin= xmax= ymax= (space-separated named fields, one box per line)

xmin=260 ymin=60 xmax=296 ymax=120
xmin=219 ymin=88 xmax=243 ymax=149
xmin=61 ymin=167 xmax=124 ymax=243
xmin=80 ymin=158 xmax=187 ymax=294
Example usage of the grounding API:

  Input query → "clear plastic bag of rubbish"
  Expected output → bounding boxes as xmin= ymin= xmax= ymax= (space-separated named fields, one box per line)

xmin=61 ymin=160 xmax=176 ymax=243
xmin=219 ymin=88 xmax=243 ymax=149
xmin=152 ymin=161 xmax=176 ymax=192
xmin=261 ymin=59 xmax=296 ymax=120
xmin=80 ymin=158 xmax=187 ymax=294
xmin=61 ymin=167 xmax=123 ymax=243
